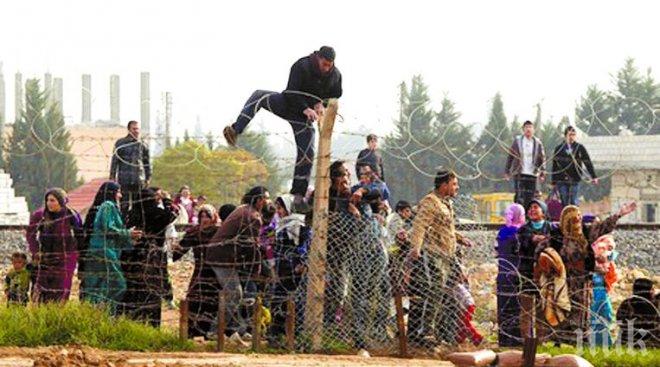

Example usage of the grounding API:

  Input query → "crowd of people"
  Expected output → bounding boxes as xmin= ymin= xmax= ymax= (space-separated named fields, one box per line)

xmin=3 ymin=45 xmax=659 ymax=354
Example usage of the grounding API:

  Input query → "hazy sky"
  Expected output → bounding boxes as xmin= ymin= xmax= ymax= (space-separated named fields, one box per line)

xmin=1 ymin=0 xmax=658 ymax=143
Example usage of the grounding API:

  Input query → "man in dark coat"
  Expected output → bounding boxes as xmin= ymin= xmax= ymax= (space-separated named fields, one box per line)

xmin=223 ymin=46 xmax=342 ymax=211
xmin=551 ymin=126 xmax=598 ymax=206
xmin=109 ymin=120 xmax=151 ymax=218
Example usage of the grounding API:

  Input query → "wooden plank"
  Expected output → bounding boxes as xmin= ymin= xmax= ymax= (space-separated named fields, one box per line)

xmin=303 ymin=99 xmax=338 ymax=351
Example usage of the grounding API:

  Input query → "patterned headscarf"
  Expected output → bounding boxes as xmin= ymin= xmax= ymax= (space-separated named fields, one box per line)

xmin=560 ymin=205 xmax=588 ymax=249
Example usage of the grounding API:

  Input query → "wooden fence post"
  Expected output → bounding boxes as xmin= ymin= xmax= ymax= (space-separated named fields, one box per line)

xmin=179 ymin=299 xmax=189 ymax=342
xmin=303 ymin=99 xmax=338 ymax=351
xmin=286 ymin=294 xmax=296 ymax=351
xmin=252 ymin=295 xmax=263 ymax=351
xmin=394 ymin=293 xmax=408 ymax=357
xmin=216 ymin=291 xmax=226 ymax=352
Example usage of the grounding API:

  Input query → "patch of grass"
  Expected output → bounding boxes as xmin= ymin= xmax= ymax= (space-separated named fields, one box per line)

xmin=0 ymin=302 xmax=195 ymax=352
xmin=538 ymin=344 xmax=660 ymax=367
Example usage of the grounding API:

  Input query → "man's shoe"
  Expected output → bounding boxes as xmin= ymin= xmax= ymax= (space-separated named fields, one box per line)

xmin=223 ymin=125 xmax=237 ymax=147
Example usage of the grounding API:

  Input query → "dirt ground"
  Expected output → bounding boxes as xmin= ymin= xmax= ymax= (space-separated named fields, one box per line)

xmin=0 ymin=346 xmax=453 ymax=367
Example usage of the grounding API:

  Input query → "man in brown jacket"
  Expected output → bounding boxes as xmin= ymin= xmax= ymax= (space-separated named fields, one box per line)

xmin=408 ymin=171 xmax=472 ymax=346
xmin=505 ymin=120 xmax=546 ymax=209
xmin=205 ymin=186 xmax=270 ymax=339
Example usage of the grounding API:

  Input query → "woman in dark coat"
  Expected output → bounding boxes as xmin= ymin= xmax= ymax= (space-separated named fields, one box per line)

xmin=495 ymin=203 xmax=525 ymax=346
xmin=122 ymin=188 xmax=177 ymax=327
xmin=173 ymin=204 xmax=220 ymax=338
xmin=26 ymin=188 xmax=83 ymax=303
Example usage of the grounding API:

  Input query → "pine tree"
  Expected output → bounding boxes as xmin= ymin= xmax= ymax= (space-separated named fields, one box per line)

xmin=575 ymin=85 xmax=616 ymax=136
xmin=434 ymin=95 xmax=476 ymax=189
xmin=183 ymin=129 xmax=191 ymax=142
xmin=7 ymin=79 xmax=79 ymax=209
xmin=613 ymin=58 xmax=659 ymax=134
xmin=383 ymin=76 xmax=439 ymax=203
xmin=474 ymin=92 xmax=510 ymax=193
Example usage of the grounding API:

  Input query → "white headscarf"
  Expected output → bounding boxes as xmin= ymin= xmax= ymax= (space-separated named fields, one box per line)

xmin=276 ymin=194 xmax=306 ymax=245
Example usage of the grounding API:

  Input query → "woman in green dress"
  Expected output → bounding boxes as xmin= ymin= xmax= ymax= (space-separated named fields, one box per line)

xmin=81 ymin=181 xmax=141 ymax=314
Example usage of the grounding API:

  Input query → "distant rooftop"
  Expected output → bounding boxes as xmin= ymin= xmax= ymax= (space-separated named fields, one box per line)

xmin=578 ymin=127 xmax=660 ymax=170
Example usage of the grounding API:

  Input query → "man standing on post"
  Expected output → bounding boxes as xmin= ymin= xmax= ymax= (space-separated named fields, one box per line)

xmin=355 ymin=134 xmax=385 ymax=181
xmin=222 ymin=46 xmax=342 ymax=212
xmin=551 ymin=126 xmax=598 ymax=206
xmin=505 ymin=120 xmax=546 ymax=209
xmin=407 ymin=170 xmax=472 ymax=346
xmin=110 ymin=120 xmax=151 ymax=218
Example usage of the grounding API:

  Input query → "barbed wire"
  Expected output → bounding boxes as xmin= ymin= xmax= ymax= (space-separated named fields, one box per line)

xmin=1 ymin=80 xmax=658 ymax=357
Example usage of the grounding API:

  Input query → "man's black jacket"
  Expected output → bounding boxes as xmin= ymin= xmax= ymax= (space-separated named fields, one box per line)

xmin=551 ymin=141 xmax=597 ymax=184
xmin=284 ymin=53 xmax=342 ymax=116
xmin=109 ymin=134 xmax=151 ymax=188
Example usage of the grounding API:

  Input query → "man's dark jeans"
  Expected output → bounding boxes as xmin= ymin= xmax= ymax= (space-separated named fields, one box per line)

xmin=514 ymin=174 xmax=538 ymax=209
xmin=232 ymin=90 xmax=314 ymax=196
xmin=557 ymin=182 xmax=580 ymax=206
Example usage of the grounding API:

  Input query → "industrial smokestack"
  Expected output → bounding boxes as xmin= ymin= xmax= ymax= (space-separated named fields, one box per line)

xmin=53 ymin=77 xmax=63 ymax=116
xmin=140 ymin=72 xmax=150 ymax=135
xmin=82 ymin=74 xmax=91 ymax=124
xmin=110 ymin=74 xmax=120 ymax=123
xmin=14 ymin=72 xmax=23 ymax=122
xmin=0 ymin=62 xmax=5 ymax=124
xmin=165 ymin=92 xmax=172 ymax=148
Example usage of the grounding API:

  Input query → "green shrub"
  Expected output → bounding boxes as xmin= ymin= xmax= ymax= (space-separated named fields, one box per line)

xmin=0 ymin=302 xmax=194 ymax=352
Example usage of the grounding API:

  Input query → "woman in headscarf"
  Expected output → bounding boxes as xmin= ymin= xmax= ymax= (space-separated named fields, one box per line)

xmin=122 ymin=187 xmax=178 ymax=327
xmin=554 ymin=202 xmax=636 ymax=345
xmin=81 ymin=182 xmax=141 ymax=314
xmin=516 ymin=198 xmax=558 ymax=342
xmin=173 ymin=204 xmax=220 ymax=338
xmin=495 ymin=203 xmax=525 ymax=346
xmin=173 ymin=185 xmax=196 ymax=223
xmin=26 ymin=188 xmax=83 ymax=303
xmin=268 ymin=194 xmax=312 ymax=347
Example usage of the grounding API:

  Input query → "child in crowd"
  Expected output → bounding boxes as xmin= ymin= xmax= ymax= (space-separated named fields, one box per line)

xmin=386 ymin=200 xmax=414 ymax=296
xmin=454 ymin=265 xmax=484 ymax=346
xmin=590 ymin=234 xmax=618 ymax=346
xmin=4 ymin=252 xmax=33 ymax=305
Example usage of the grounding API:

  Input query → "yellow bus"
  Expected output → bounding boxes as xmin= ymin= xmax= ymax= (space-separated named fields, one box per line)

xmin=472 ymin=192 xmax=515 ymax=223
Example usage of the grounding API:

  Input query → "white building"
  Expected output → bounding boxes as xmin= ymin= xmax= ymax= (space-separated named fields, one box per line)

xmin=580 ymin=128 xmax=660 ymax=223
xmin=0 ymin=169 xmax=29 ymax=225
